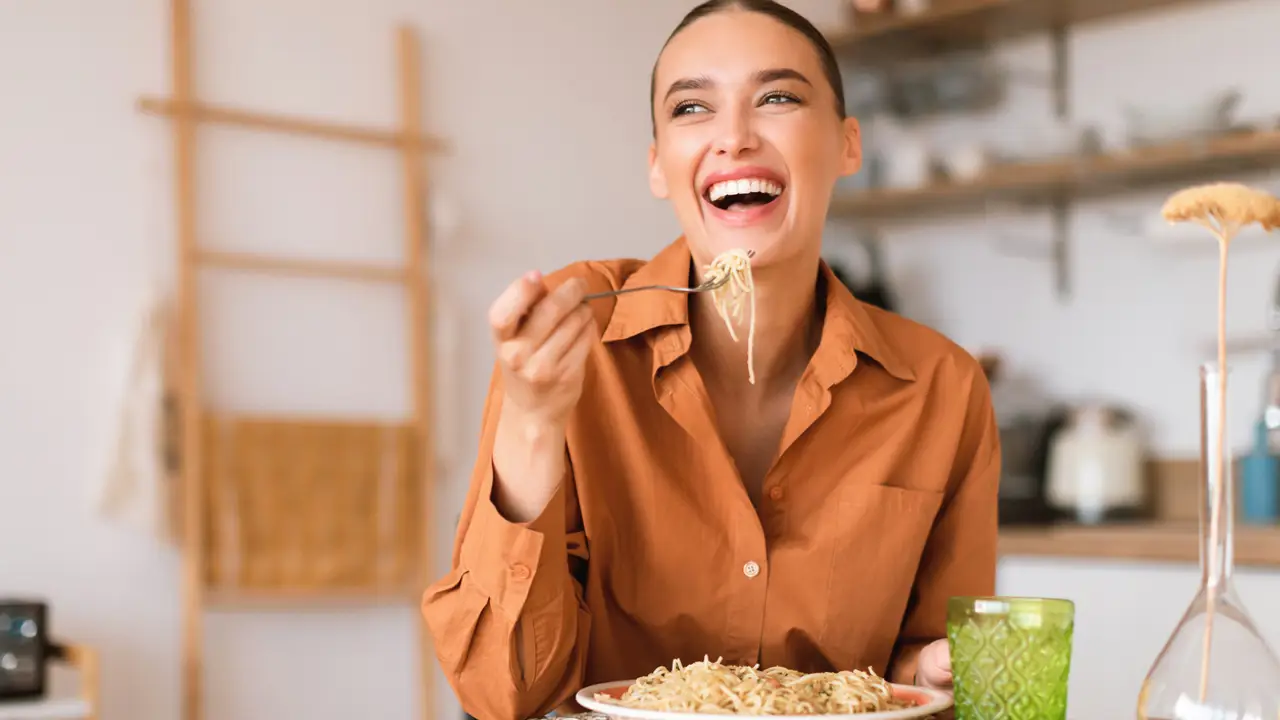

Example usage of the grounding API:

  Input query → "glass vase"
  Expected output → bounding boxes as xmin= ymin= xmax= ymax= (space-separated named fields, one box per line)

xmin=1137 ymin=363 xmax=1280 ymax=720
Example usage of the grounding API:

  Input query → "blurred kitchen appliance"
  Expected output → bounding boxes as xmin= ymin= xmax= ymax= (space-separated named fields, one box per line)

xmin=1046 ymin=404 xmax=1147 ymax=524
xmin=998 ymin=410 xmax=1067 ymax=526
xmin=978 ymin=354 xmax=1060 ymax=525
xmin=0 ymin=600 xmax=48 ymax=701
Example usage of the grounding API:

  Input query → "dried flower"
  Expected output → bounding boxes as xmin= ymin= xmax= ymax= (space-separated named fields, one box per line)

xmin=1161 ymin=182 xmax=1280 ymax=238
xmin=1160 ymin=181 xmax=1280 ymax=704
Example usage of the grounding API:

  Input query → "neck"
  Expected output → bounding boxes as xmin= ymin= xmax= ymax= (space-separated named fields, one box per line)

xmin=689 ymin=251 xmax=823 ymax=394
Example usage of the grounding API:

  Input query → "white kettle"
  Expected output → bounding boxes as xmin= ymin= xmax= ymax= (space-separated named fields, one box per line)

xmin=1045 ymin=404 xmax=1147 ymax=524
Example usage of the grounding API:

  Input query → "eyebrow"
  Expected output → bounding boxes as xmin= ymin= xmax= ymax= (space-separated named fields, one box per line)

xmin=662 ymin=67 xmax=813 ymax=103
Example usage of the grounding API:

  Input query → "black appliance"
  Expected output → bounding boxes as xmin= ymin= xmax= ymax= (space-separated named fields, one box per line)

xmin=827 ymin=235 xmax=897 ymax=314
xmin=0 ymin=600 xmax=49 ymax=701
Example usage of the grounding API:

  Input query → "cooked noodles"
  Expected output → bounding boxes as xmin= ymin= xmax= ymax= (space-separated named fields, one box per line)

xmin=595 ymin=657 xmax=911 ymax=715
xmin=704 ymin=249 xmax=757 ymax=385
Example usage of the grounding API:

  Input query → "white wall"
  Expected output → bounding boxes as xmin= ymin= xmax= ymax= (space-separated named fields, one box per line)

xmin=1 ymin=1 xmax=1278 ymax=719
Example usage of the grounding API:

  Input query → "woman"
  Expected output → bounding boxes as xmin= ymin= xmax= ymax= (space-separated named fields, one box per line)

xmin=422 ymin=2 xmax=1000 ymax=719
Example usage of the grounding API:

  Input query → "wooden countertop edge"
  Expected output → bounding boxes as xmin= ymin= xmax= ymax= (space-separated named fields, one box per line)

xmin=998 ymin=522 xmax=1280 ymax=568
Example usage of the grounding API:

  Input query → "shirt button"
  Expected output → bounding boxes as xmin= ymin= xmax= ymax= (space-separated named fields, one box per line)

xmin=768 ymin=486 xmax=784 ymax=501
xmin=743 ymin=561 xmax=760 ymax=578
xmin=511 ymin=564 xmax=531 ymax=580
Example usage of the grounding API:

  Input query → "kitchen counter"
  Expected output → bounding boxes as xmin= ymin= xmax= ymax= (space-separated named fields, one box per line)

xmin=998 ymin=521 xmax=1280 ymax=567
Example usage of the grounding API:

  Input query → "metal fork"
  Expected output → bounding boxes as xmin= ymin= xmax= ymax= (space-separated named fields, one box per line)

xmin=582 ymin=249 xmax=754 ymax=301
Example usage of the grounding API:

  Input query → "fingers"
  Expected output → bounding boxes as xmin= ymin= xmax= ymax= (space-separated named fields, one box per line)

xmin=517 ymin=277 xmax=588 ymax=348
xmin=520 ymin=304 xmax=597 ymax=381
xmin=915 ymin=639 xmax=952 ymax=689
xmin=488 ymin=271 xmax=548 ymax=343
xmin=495 ymin=277 xmax=589 ymax=371
xmin=556 ymin=314 xmax=598 ymax=372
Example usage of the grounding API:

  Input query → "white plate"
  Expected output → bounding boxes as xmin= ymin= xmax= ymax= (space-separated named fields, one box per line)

xmin=575 ymin=680 xmax=952 ymax=720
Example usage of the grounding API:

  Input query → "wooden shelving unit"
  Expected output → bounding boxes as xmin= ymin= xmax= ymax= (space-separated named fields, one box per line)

xmin=819 ymin=0 xmax=1270 ymax=301
xmin=824 ymin=0 xmax=1262 ymax=224
xmin=830 ymin=127 xmax=1280 ymax=221
xmin=828 ymin=0 xmax=1205 ymax=61
xmin=999 ymin=523 xmax=1280 ymax=568
xmin=136 ymin=3 xmax=443 ymax=720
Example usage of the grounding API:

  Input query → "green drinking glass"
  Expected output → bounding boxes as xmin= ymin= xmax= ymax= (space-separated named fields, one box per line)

xmin=946 ymin=596 xmax=1075 ymax=720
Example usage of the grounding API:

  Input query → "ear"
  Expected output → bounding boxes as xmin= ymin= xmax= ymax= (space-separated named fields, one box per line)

xmin=838 ymin=116 xmax=863 ymax=177
xmin=648 ymin=142 xmax=669 ymax=199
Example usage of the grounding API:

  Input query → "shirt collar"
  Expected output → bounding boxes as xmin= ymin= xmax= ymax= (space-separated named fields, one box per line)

xmin=600 ymin=236 xmax=916 ymax=383
xmin=599 ymin=237 xmax=693 ymax=343
xmin=816 ymin=261 xmax=916 ymax=383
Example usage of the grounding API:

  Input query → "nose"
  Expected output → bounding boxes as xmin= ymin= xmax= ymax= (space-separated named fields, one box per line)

xmin=711 ymin=105 xmax=759 ymax=157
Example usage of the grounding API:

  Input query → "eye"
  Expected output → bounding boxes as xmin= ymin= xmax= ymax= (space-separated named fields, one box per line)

xmin=760 ymin=91 xmax=802 ymax=106
xmin=672 ymin=100 xmax=710 ymax=117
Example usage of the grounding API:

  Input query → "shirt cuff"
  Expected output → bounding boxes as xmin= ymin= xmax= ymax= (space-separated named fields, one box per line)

xmin=458 ymin=466 xmax=566 ymax=620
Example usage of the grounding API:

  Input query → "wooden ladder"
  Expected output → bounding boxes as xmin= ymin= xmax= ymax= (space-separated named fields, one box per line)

xmin=136 ymin=2 xmax=444 ymax=719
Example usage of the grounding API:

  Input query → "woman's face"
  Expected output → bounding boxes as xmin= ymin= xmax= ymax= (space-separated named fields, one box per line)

xmin=648 ymin=10 xmax=861 ymax=269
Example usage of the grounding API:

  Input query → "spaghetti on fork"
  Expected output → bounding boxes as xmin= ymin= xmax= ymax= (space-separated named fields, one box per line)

xmin=703 ymin=249 xmax=757 ymax=385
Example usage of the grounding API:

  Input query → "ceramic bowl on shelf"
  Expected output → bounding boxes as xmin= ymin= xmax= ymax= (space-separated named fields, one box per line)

xmin=882 ymin=140 xmax=933 ymax=189
xmin=938 ymin=144 xmax=991 ymax=182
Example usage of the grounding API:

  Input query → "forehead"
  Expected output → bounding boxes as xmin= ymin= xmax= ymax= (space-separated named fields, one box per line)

xmin=655 ymin=10 xmax=825 ymax=89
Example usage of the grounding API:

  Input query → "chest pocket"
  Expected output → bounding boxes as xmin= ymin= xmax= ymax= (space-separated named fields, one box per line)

xmin=819 ymin=483 xmax=944 ymax=665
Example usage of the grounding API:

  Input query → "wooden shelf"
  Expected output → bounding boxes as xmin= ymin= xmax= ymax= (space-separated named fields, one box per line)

xmin=827 ymin=0 xmax=1204 ymax=61
xmin=831 ymin=127 xmax=1280 ymax=222
xmin=999 ymin=522 xmax=1280 ymax=567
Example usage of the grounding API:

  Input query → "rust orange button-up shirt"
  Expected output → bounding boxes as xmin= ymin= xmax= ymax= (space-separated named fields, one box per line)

xmin=423 ymin=237 xmax=1000 ymax=720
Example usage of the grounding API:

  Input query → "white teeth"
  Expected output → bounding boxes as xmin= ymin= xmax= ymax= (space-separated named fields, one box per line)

xmin=707 ymin=178 xmax=783 ymax=203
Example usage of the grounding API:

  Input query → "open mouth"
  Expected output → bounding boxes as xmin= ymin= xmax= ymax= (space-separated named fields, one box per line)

xmin=704 ymin=178 xmax=784 ymax=212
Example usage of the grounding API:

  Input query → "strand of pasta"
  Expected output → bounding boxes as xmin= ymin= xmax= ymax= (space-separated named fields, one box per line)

xmin=705 ymin=249 xmax=757 ymax=385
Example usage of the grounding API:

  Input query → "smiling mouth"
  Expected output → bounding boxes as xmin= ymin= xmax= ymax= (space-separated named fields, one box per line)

xmin=704 ymin=178 xmax=784 ymax=212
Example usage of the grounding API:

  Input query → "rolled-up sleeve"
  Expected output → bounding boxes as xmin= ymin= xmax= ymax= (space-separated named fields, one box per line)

xmin=422 ymin=366 xmax=590 ymax=720
xmin=888 ymin=363 xmax=1000 ymax=685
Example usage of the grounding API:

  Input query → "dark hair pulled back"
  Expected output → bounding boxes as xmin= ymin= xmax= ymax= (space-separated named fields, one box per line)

xmin=650 ymin=0 xmax=847 ymax=133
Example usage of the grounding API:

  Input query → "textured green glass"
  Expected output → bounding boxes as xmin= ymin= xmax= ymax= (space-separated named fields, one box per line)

xmin=947 ymin=596 xmax=1075 ymax=720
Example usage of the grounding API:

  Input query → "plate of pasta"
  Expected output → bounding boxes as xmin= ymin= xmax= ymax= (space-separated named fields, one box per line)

xmin=575 ymin=657 xmax=951 ymax=719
